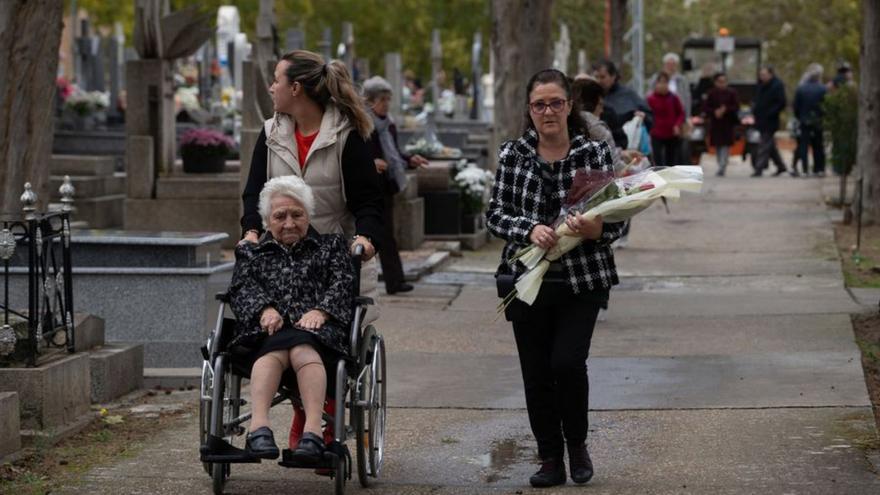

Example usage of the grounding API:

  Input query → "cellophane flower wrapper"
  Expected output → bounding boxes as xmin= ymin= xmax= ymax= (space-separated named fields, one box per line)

xmin=501 ymin=166 xmax=703 ymax=308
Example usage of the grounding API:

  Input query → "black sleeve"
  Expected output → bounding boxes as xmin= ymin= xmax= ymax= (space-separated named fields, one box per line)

xmin=602 ymin=108 xmax=628 ymax=149
xmin=341 ymin=132 xmax=384 ymax=250
xmin=240 ymin=128 xmax=268 ymax=237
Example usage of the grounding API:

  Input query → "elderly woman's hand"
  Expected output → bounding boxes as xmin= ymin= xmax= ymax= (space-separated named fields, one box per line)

xmin=239 ymin=230 xmax=259 ymax=245
xmin=529 ymin=224 xmax=559 ymax=250
xmin=408 ymin=154 xmax=429 ymax=168
xmin=565 ymin=213 xmax=603 ymax=240
xmin=297 ymin=309 xmax=328 ymax=330
xmin=352 ymin=235 xmax=376 ymax=260
xmin=260 ymin=307 xmax=284 ymax=335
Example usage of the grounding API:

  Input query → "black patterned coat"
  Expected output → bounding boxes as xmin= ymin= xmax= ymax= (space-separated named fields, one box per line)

xmin=486 ymin=128 xmax=624 ymax=293
xmin=228 ymin=228 xmax=355 ymax=355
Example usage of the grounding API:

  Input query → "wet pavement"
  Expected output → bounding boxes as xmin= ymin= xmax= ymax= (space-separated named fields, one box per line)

xmin=57 ymin=154 xmax=880 ymax=494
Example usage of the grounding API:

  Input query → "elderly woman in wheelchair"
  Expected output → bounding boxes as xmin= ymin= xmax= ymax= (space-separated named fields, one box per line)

xmin=228 ymin=175 xmax=355 ymax=463
xmin=201 ymin=174 xmax=387 ymax=494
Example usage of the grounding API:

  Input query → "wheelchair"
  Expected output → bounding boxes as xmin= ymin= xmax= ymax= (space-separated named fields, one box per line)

xmin=199 ymin=245 xmax=387 ymax=495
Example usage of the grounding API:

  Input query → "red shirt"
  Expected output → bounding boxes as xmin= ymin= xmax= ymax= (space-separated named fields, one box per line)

xmin=294 ymin=127 xmax=318 ymax=171
xmin=647 ymin=91 xmax=685 ymax=140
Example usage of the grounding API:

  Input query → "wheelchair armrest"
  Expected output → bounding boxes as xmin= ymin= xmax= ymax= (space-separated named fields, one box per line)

xmin=215 ymin=292 xmax=230 ymax=303
xmin=355 ymin=296 xmax=374 ymax=306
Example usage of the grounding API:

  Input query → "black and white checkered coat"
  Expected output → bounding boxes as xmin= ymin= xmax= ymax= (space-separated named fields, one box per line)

xmin=486 ymin=128 xmax=624 ymax=293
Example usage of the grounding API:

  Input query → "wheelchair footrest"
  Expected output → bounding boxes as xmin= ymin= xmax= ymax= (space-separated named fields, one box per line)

xmin=200 ymin=434 xmax=261 ymax=463
xmin=278 ymin=442 xmax=348 ymax=469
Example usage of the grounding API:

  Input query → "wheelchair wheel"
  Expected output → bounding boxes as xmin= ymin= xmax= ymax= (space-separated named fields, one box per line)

xmin=368 ymin=335 xmax=387 ymax=477
xmin=200 ymin=360 xmax=213 ymax=475
xmin=354 ymin=326 xmax=376 ymax=487
xmin=208 ymin=354 xmax=243 ymax=495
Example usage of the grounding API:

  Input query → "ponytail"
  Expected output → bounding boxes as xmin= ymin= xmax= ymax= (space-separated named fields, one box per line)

xmin=281 ymin=50 xmax=373 ymax=139
xmin=324 ymin=60 xmax=374 ymax=138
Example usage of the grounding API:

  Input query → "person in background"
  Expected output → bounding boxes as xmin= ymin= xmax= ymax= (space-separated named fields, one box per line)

xmin=793 ymin=63 xmax=827 ymax=177
xmin=702 ymin=73 xmax=740 ymax=176
xmin=363 ymin=76 xmax=429 ymax=294
xmin=751 ymin=66 xmax=788 ymax=177
xmin=646 ymin=72 xmax=685 ymax=167
xmin=649 ymin=53 xmax=693 ymax=163
xmin=592 ymin=58 xmax=653 ymax=131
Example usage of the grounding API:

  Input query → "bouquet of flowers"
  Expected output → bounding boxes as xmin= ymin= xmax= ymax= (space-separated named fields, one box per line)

xmin=64 ymin=88 xmax=110 ymax=116
xmin=452 ymin=160 xmax=494 ymax=215
xmin=502 ymin=166 xmax=703 ymax=308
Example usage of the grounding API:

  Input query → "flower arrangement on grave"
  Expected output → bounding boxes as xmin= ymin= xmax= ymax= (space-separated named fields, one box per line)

xmin=452 ymin=159 xmax=494 ymax=215
xmin=179 ymin=128 xmax=235 ymax=173
xmin=501 ymin=166 xmax=704 ymax=308
xmin=63 ymin=87 xmax=110 ymax=116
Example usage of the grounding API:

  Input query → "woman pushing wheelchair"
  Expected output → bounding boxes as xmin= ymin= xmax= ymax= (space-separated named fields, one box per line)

xmin=228 ymin=175 xmax=354 ymax=464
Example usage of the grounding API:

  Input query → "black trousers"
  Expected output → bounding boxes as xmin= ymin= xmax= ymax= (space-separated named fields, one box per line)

xmin=797 ymin=125 xmax=826 ymax=174
xmin=507 ymin=283 xmax=602 ymax=461
xmin=754 ymin=130 xmax=786 ymax=173
xmin=650 ymin=137 xmax=680 ymax=168
xmin=377 ymin=191 xmax=406 ymax=292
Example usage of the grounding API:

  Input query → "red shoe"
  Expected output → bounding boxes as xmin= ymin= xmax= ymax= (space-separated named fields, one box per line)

xmin=288 ymin=403 xmax=305 ymax=449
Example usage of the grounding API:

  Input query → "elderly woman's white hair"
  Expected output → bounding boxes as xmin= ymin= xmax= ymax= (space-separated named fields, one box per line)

xmin=801 ymin=63 xmax=824 ymax=84
xmin=362 ymin=75 xmax=393 ymax=102
xmin=258 ymin=176 xmax=315 ymax=227
xmin=662 ymin=52 xmax=680 ymax=65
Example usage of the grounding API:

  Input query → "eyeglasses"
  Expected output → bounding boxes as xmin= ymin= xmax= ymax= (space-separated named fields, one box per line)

xmin=529 ymin=99 xmax=568 ymax=114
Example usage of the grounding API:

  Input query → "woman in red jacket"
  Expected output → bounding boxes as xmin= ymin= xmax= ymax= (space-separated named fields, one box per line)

xmin=646 ymin=72 xmax=685 ymax=167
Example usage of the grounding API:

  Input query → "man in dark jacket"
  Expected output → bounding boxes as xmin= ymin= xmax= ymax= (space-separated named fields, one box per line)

xmin=793 ymin=63 xmax=827 ymax=176
xmin=752 ymin=66 xmax=787 ymax=176
xmin=593 ymin=59 xmax=654 ymax=132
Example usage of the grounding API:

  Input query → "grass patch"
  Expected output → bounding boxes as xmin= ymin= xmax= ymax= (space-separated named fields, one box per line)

xmin=834 ymin=223 xmax=880 ymax=288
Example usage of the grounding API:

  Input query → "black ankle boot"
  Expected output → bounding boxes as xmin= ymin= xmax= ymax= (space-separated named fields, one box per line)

xmin=568 ymin=442 xmax=594 ymax=484
xmin=529 ymin=458 xmax=566 ymax=488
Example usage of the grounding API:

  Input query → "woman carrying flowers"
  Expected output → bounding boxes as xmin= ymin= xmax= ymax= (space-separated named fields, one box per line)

xmin=486 ymin=69 xmax=624 ymax=488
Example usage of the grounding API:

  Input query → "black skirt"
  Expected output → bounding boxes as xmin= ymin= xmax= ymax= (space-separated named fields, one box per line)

xmin=250 ymin=325 xmax=345 ymax=395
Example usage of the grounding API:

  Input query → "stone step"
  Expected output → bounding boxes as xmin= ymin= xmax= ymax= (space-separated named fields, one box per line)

xmin=466 ymin=133 xmax=490 ymax=145
xmin=89 ymin=344 xmax=144 ymax=404
xmin=156 ymin=175 xmax=241 ymax=200
xmin=0 ymin=353 xmax=91 ymax=431
xmin=143 ymin=367 xmax=201 ymax=389
xmin=69 ymin=194 xmax=125 ymax=229
xmin=73 ymin=313 xmax=106 ymax=352
xmin=51 ymin=154 xmax=117 ymax=176
xmin=49 ymin=173 xmax=126 ymax=199
xmin=0 ymin=392 xmax=21 ymax=461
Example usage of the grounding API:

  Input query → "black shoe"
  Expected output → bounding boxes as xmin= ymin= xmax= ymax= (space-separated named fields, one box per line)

xmin=246 ymin=426 xmax=280 ymax=459
xmin=291 ymin=432 xmax=325 ymax=465
xmin=789 ymin=170 xmax=800 ymax=177
xmin=568 ymin=443 xmax=594 ymax=484
xmin=773 ymin=169 xmax=787 ymax=177
xmin=529 ymin=459 xmax=566 ymax=488
xmin=750 ymin=171 xmax=763 ymax=177
xmin=387 ymin=283 xmax=414 ymax=295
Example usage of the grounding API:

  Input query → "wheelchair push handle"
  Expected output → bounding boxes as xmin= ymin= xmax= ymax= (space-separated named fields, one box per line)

xmin=351 ymin=242 xmax=364 ymax=297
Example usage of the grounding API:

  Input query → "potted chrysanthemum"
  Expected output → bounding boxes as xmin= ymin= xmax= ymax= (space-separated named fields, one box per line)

xmin=179 ymin=128 xmax=235 ymax=173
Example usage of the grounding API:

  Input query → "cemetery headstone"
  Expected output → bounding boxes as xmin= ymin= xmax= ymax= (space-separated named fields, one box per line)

xmin=431 ymin=29 xmax=442 ymax=109
xmin=286 ymin=28 xmax=306 ymax=52
xmin=385 ymin=52 xmax=403 ymax=119
xmin=470 ymin=32 xmax=483 ymax=121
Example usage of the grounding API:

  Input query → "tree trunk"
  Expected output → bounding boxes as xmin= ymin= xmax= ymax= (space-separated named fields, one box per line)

xmin=0 ymin=0 xmax=64 ymax=213
xmin=609 ymin=0 xmax=627 ymax=69
xmin=490 ymin=0 xmax=554 ymax=152
xmin=861 ymin=0 xmax=880 ymax=222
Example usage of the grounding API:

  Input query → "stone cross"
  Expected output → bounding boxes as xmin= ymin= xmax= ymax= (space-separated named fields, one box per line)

xmin=233 ymin=33 xmax=252 ymax=108
xmin=197 ymin=41 xmax=214 ymax=110
xmin=470 ymin=31 xmax=482 ymax=121
xmin=286 ymin=28 xmax=306 ymax=52
xmin=216 ymin=6 xmax=241 ymax=89
xmin=431 ymin=29 xmax=442 ymax=109
xmin=339 ymin=22 xmax=354 ymax=73
xmin=384 ymin=52 xmax=403 ymax=118
xmin=318 ymin=27 xmax=333 ymax=62
xmin=577 ymin=49 xmax=589 ymax=75
xmin=108 ymin=22 xmax=125 ymax=118
xmin=553 ymin=23 xmax=570 ymax=75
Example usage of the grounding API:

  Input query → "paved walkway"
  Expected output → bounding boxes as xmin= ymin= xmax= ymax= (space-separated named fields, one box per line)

xmin=60 ymin=155 xmax=879 ymax=494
